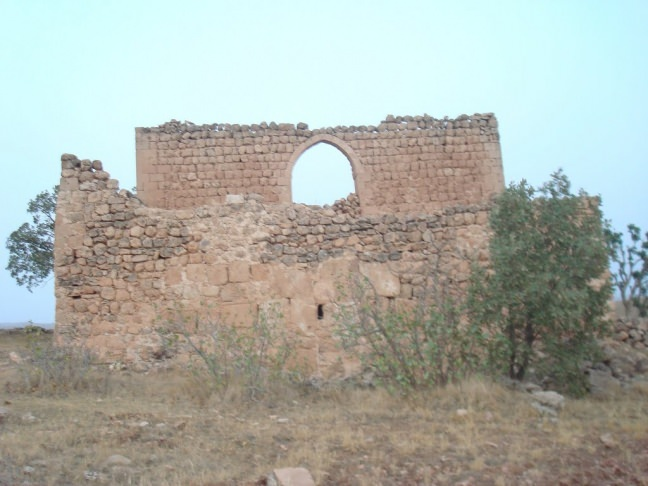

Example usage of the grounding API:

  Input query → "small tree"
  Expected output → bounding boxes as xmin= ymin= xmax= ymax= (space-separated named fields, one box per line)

xmin=606 ymin=224 xmax=648 ymax=317
xmin=5 ymin=186 xmax=58 ymax=291
xmin=469 ymin=171 xmax=611 ymax=396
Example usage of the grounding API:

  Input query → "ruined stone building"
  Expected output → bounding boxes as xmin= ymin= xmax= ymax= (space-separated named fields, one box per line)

xmin=54 ymin=114 xmax=504 ymax=375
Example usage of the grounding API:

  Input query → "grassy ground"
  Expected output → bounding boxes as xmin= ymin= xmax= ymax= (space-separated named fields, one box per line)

xmin=1 ymin=329 xmax=647 ymax=485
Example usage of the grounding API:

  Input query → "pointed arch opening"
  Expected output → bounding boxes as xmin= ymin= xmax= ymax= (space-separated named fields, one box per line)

xmin=289 ymin=134 xmax=365 ymax=207
xmin=291 ymin=143 xmax=355 ymax=205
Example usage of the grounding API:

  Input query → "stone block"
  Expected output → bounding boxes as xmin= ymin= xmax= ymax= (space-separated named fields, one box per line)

xmin=290 ymin=300 xmax=318 ymax=330
xmin=186 ymin=264 xmax=207 ymax=282
xmin=166 ymin=267 xmax=183 ymax=286
xmin=250 ymin=263 xmax=270 ymax=281
xmin=268 ymin=467 xmax=315 ymax=486
xmin=228 ymin=261 xmax=250 ymax=283
xmin=101 ymin=288 xmax=116 ymax=300
xmin=220 ymin=283 xmax=246 ymax=302
xmin=207 ymin=265 xmax=228 ymax=285
xmin=359 ymin=262 xmax=400 ymax=297
xmin=218 ymin=303 xmax=257 ymax=327
xmin=225 ymin=194 xmax=244 ymax=204
xmin=272 ymin=268 xmax=312 ymax=299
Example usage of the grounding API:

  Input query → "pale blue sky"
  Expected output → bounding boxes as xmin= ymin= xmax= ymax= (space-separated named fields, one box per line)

xmin=1 ymin=0 xmax=646 ymax=324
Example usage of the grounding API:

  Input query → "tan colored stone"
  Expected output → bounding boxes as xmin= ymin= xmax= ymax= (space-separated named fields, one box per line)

xmin=290 ymin=300 xmax=318 ymax=331
xmin=166 ymin=267 xmax=183 ymax=286
xmin=207 ymin=265 xmax=228 ymax=285
xmin=250 ymin=263 xmax=270 ymax=281
xmin=55 ymin=114 xmax=503 ymax=374
xmin=220 ymin=283 xmax=246 ymax=302
xmin=359 ymin=262 xmax=400 ymax=297
xmin=186 ymin=264 xmax=207 ymax=282
xmin=228 ymin=261 xmax=250 ymax=283
xmin=100 ymin=288 xmax=116 ymax=300
xmin=218 ymin=303 xmax=257 ymax=327
xmin=269 ymin=467 xmax=315 ymax=486
xmin=272 ymin=268 xmax=312 ymax=299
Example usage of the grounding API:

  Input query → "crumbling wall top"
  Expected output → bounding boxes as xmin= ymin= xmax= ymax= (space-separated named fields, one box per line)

xmin=136 ymin=113 xmax=497 ymax=135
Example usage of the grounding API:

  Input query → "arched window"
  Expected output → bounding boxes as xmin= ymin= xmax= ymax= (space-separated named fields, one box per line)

xmin=291 ymin=142 xmax=356 ymax=205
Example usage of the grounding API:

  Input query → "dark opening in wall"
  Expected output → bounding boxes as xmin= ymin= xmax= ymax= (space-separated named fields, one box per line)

xmin=317 ymin=304 xmax=324 ymax=320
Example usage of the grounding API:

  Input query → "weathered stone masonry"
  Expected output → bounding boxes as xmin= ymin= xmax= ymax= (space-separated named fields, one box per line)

xmin=136 ymin=114 xmax=503 ymax=214
xmin=54 ymin=114 xmax=504 ymax=375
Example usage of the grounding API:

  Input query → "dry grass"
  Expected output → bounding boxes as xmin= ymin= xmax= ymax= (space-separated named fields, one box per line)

xmin=1 ymin=330 xmax=647 ymax=485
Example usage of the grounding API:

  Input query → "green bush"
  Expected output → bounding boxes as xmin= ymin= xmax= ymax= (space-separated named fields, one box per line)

xmin=468 ymin=171 xmax=611 ymax=396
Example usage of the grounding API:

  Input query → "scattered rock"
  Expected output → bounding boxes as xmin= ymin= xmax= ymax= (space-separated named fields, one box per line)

xmin=225 ymin=194 xmax=245 ymax=204
xmin=530 ymin=401 xmax=558 ymax=417
xmin=268 ymin=467 xmax=315 ymax=486
xmin=101 ymin=454 xmax=132 ymax=469
xmin=109 ymin=361 xmax=127 ymax=371
xmin=455 ymin=408 xmax=469 ymax=418
xmin=600 ymin=433 xmax=616 ymax=448
xmin=635 ymin=357 xmax=648 ymax=374
xmin=84 ymin=470 xmax=107 ymax=481
xmin=522 ymin=382 xmax=542 ymax=393
xmin=111 ymin=465 xmax=138 ymax=482
xmin=8 ymin=351 xmax=23 ymax=365
xmin=588 ymin=368 xmax=622 ymax=398
xmin=21 ymin=413 xmax=37 ymax=423
xmin=531 ymin=390 xmax=565 ymax=410
xmin=629 ymin=378 xmax=648 ymax=395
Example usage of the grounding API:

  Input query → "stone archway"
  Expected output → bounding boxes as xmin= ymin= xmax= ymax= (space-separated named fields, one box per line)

xmin=287 ymin=134 xmax=366 ymax=207
xmin=291 ymin=142 xmax=355 ymax=205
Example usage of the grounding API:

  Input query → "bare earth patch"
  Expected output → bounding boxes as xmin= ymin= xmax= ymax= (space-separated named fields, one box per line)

xmin=1 ymin=330 xmax=647 ymax=485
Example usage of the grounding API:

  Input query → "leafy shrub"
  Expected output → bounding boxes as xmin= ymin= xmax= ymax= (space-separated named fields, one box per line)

xmin=335 ymin=256 xmax=485 ymax=394
xmin=468 ymin=171 xmax=611 ymax=396
xmin=158 ymin=305 xmax=302 ymax=401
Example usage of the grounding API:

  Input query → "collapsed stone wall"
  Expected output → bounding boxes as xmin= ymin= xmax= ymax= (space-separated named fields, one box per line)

xmin=54 ymin=154 xmax=493 ymax=375
xmin=613 ymin=318 xmax=648 ymax=350
xmin=136 ymin=113 xmax=503 ymax=215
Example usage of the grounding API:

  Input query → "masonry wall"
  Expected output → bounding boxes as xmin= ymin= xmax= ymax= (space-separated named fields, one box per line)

xmin=55 ymin=151 xmax=495 ymax=375
xmin=136 ymin=114 xmax=503 ymax=215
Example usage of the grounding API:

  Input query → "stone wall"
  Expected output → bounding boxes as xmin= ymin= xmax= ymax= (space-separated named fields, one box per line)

xmin=613 ymin=318 xmax=648 ymax=350
xmin=136 ymin=114 xmax=503 ymax=215
xmin=55 ymin=114 xmax=504 ymax=375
